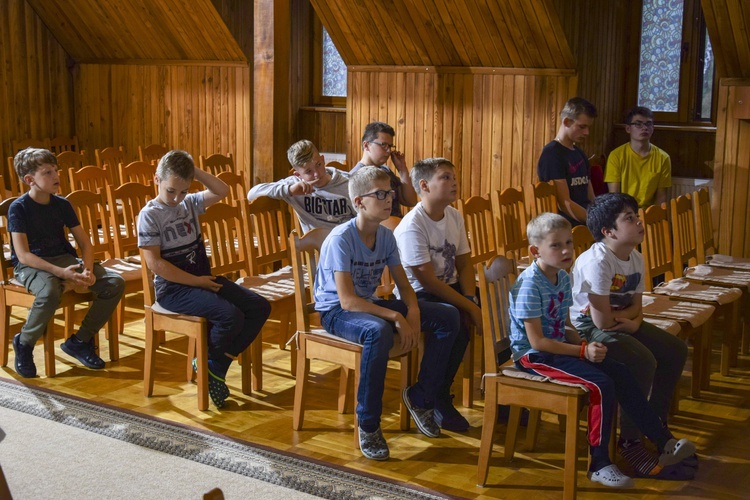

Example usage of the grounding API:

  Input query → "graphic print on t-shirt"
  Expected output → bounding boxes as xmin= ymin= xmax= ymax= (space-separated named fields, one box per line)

xmin=351 ymin=258 xmax=386 ymax=292
xmin=610 ymin=272 xmax=641 ymax=309
xmin=569 ymin=158 xmax=590 ymax=187
xmin=428 ymin=239 xmax=457 ymax=283
xmin=547 ymin=291 xmax=566 ymax=340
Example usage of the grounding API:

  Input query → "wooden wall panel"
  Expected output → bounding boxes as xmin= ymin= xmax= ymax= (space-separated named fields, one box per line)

xmin=1 ymin=0 xmax=74 ymax=161
xmin=74 ymin=64 xmax=252 ymax=178
xmin=298 ymin=107 xmax=347 ymax=155
xmin=703 ymin=0 xmax=750 ymax=79
xmin=26 ymin=0 xmax=246 ymax=62
xmin=348 ymin=68 xmax=576 ymax=200
xmin=713 ymin=79 xmax=750 ymax=257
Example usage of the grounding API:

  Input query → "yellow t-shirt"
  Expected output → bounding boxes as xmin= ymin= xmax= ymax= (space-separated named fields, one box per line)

xmin=605 ymin=143 xmax=671 ymax=207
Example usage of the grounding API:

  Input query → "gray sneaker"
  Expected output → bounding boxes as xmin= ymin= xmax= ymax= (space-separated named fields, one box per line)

xmin=358 ymin=426 xmax=389 ymax=460
xmin=402 ymin=386 xmax=440 ymax=438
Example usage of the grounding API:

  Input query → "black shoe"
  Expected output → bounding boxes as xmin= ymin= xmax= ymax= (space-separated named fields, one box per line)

xmin=60 ymin=335 xmax=105 ymax=369
xmin=434 ymin=394 xmax=470 ymax=432
xmin=12 ymin=334 xmax=37 ymax=378
xmin=402 ymin=386 xmax=440 ymax=438
xmin=192 ymin=358 xmax=230 ymax=408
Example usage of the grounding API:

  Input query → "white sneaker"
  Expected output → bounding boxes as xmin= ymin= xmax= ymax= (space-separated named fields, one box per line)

xmin=659 ymin=438 xmax=697 ymax=467
xmin=588 ymin=464 xmax=634 ymax=488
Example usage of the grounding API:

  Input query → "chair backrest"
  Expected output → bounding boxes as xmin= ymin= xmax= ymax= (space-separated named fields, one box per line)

xmin=325 ymin=160 xmax=346 ymax=170
xmin=56 ymin=151 xmax=88 ymax=195
xmin=68 ymin=165 xmax=112 ymax=194
xmin=200 ymin=202 xmax=251 ymax=281
xmin=216 ymin=171 xmax=248 ymax=207
xmin=693 ymin=188 xmax=716 ymax=262
xmin=138 ymin=144 xmax=168 ymax=164
xmin=458 ymin=195 xmax=497 ymax=268
xmin=119 ymin=161 xmax=156 ymax=193
xmin=66 ymin=189 xmax=113 ymax=259
xmin=106 ymin=182 xmax=154 ymax=258
xmin=491 ymin=187 xmax=528 ymax=261
xmin=140 ymin=247 xmax=157 ymax=308
xmin=477 ymin=255 xmax=517 ymax=372
xmin=49 ymin=136 xmax=79 ymax=155
xmin=639 ymin=204 xmax=675 ymax=289
xmin=199 ymin=153 xmax=234 ymax=176
xmin=0 ymin=197 xmax=19 ymax=282
xmin=6 ymin=156 xmax=27 ymax=196
xmin=95 ymin=147 xmax=126 ymax=185
xmin=571 ymin=225 xmax=595 ymax=259
xmin=290 ymin=228 xmax=329 ymax=331
xmin=529 ymin=181 xmax=558 ymax=218
xmin=670 ymin=193 xmax=699 ymax=278
xmin=12 ymin=138 xmax=49 ymax=152
xmin=245 ymin=196 xmax=290 ymax=275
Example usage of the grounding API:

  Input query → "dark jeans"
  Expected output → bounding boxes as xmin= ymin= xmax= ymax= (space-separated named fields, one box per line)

xmin=157 ymin=276 xmax=271 ymax=377
xmin=320 ymin=299 xmax=460 ymax=431
xmin=415 ymin=283 xmax=471 ymax=403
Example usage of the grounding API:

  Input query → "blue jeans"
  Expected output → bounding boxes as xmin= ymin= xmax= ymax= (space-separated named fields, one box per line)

xmin=157 ymin=276 xmax=271 ymax=377
xmin=320 ymin=299 xmax=460 ymax=431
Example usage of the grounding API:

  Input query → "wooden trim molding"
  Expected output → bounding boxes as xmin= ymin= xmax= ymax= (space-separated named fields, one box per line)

xmin=347 ymin=65 xmax=577 ymax=76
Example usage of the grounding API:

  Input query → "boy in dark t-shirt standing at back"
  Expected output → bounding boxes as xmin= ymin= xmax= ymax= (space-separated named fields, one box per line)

xmin=9 ymin=148 xmax=125 ymax=378
xmin=537 ymin=97 xmax=597 ymax=226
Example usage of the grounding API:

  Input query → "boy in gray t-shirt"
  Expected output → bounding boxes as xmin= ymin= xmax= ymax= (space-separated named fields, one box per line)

xmin=138 ymin=150 xmax=270 ymax=408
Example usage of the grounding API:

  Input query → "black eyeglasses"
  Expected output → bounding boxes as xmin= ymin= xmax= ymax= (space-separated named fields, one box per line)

xmin=369 ymin=141 xmax=395 ymax=151
xmin=361 ymin=189 xmax=395 ymax=200
xmin=629 ymin=120 xmax=654 ymax=129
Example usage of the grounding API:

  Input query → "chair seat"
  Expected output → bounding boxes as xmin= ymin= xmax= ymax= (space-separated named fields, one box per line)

xmin=707 ymin=253 xmax=750 ymax=270
xmin=652 ymin=277 xmax=742 ymax=304
xmin=686 ymin=264 xmax=750 ymax=287
xmin=296 ymin=328 xmax=413 ymax=358
xmin=149 ymin=302 xmax=203 ymax=321
xmin=642 ymin=294 xmax=715 ymax=327
xmin=100 ymin=258 xmax=142 ymax=281
xmin=643 ymin=317 xmax=682 ymax=335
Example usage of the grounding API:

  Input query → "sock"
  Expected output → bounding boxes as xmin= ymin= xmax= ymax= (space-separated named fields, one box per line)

xmin=589 ymin=445 xmax=611 ymax=472
xmin=619 ymin=438 xmax=662 ymax=476
xmin=360 ymin=423 xmax=378 ymax=433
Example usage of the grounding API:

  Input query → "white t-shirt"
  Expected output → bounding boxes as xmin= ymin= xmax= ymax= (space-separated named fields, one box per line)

xmin=571 ymin=241 xmax=645 ymax=327
xmin=393 ymin=202 xmax=470 ymax=297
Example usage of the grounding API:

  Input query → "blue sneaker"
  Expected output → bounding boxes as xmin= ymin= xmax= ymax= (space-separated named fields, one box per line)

xmin=60 ymin=335 xmax=105 ymax=369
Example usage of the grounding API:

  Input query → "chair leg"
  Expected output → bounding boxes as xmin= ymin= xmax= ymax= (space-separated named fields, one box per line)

xmin=277 ymin=311 xmax=292 ymax=350
xmin=143 ymin=317 xmax=157 ymax=397
xmin=251 ymin=335 xmax=263 ymax=391
xmin=187 ymin=337 xmax=197 ymax=382
xmin=722 ymin=301 xmax=740 ymax=375
xmin=562 ymin=397 xmax=581 ymax=500
xmin=63 ymin=304 xmax=76 ymax=339
xmin=338 ymin=366 xmax=353 ymax=414
xmin=0 ymin=303 xmax=10 ymax=367
xmin=700 ymin=319 xmax=712 ymax=391
xmin=106 ymin=317 xmax=119 ymax=361
xmin=477 ymin=382 xmax=499 ymax=486
xmin=352 ymin=356 xmax=361 ymax=448
xmin=399 ymin=352 xmax=411 ymax=431
xmin=505 ymin=406 xmax=522 ymax=459
xmin=525 ymin=409 xmax=542 ymax=451
xmin=240 ymin=347 xmax=252 ymax=395
xmin=195 ymin=334 xmax=209 ymax=411
xmin=292 ymin=341 xmax=310 ymax=430
xmin=462 ymin=332 xmax=475 ymax=408
xmin=44 ymin=320 xmax=56 ymax=377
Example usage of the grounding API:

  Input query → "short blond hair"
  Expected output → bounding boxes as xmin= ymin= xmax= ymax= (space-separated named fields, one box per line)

xmin=14 ymin=147 xmax=57 ymax=181
xmin=348 ymin=166 xmax=391 ymax=204
xmin=156 ymin=150 xmax=195 ymax=181
xmin=287 ymin=140 xmax=316 ymax=169
xmin=410 ymin=157 xmax=454 ymax=194
xmin=527 ymin=213 xmax=571 ymax=245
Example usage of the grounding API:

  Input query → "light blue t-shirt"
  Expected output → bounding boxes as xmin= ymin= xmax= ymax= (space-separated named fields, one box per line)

xmin=508 ymin=260 xmax=572 ymax=361
xmin=314 ymin=218 xmax=400 ymax=312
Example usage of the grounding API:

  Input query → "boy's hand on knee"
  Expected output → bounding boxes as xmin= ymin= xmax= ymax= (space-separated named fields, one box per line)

xmin=395 ymin=314 xmax=418 ymax=351
xmin=585 ymin=342 xmax=607 ymax=363
xmin=194 ymin=275 xmax=222 ymax=292
xmin=605 ymin=317 xmax=640 ymax=334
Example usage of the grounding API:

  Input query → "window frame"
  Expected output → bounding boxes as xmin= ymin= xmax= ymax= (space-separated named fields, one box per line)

xmin=312 ymin=18 xmax=346 ymax=108
xmin=628 ymin=0 xmax=717 ymax=125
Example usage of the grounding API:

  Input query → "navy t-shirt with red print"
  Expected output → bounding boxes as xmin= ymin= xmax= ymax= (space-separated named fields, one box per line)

xmin=537 ymin=140 xmax=591 ymax=220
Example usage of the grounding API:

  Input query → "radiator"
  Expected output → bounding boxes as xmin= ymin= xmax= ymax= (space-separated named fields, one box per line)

xmin=668 ymin=177 xmax=713 ymax=200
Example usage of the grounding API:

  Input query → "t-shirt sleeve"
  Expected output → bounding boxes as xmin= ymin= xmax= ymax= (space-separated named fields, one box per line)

xmin=396 ymin=225 xmax=430 ymax=267
xmin=137 ymin=208 xmax=161 ymax=248
xmin=537 ymin=147 xmax=564 ymax=182
xmin=7 ymin=201 xmax=27 ymax=234
xmin=188 ymin=192 xmax=207 ymax=216
xmin=658 ymin=154 xmax=672 ymax=188
xmin=60 ymin=198 xmax=80 ymax=229
xmin=511 ymin=276 xmax=543 ymax=320
xmin=322 ymin=232 xmax=353 ymax=273
xmin=604 ymin=148 xmax=623 ymax=183
xmin=580 ymin=256 xmax=613 ymax=296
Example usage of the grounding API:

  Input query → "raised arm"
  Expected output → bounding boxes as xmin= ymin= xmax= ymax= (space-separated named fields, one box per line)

xmin=193 ymin=168 xmax=229 ymax=208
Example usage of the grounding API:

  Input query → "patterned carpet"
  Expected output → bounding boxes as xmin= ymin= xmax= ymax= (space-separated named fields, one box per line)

xmin=0 ymin=378 xmax=449 ymax=499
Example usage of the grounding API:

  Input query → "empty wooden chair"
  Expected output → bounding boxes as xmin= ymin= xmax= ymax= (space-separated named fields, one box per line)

xmin=290 ymin=228 xmax=415 ymax=442
xmin=476 ymin=255 xmax=589 ymax=498
xmin=528 ymin=180 xmax=558 ymax=219
xmin=12 ymin=138 xmax=49 ymax=152
xmin=106 ymin=182 xmax=154 ymax=258
xmin=56 ymin=151 xmax=88 ymax=195
xmin=491 ymin=187 xmax=529 ymax=265
xmin=120 ymin=161 xmax=157 ymax=195
xmin=216 ymin=171 xmax=248 ymax=207
xmin=68 ymin=165 xmax=112 ymax=195
xmin=96 ymin=147 xmax=127 ymax=185
xmin=138 ymin=144 xmax=168 ymax=164
xmin=199 ymin=153 xmax=235 ymax=176
xmin=49 ymin=136 xmax=79 ymax=155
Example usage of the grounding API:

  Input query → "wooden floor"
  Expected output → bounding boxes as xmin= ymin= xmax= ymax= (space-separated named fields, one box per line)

xmin=2 ymin=296 xmax=750 ymax=499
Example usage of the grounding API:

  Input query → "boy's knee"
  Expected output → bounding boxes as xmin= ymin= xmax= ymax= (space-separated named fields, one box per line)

xmin=257 ymin=295 xmax=272 ymax=319
xmin=34 ymin=283 xmax=63 ymax=305
xmin=100 ymin=275 xmax=126 ymax=299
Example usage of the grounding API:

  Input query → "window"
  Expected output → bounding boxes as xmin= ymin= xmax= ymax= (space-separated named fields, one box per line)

xmin=313 ymin=23 xmax=347 ymax=106
xmin=634 ymin=0 xmax=716 ymax=123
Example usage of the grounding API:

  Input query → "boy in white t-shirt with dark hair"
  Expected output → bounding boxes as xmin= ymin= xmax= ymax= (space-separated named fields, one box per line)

xmin=393 ymin=157 xmax=476 ymax=431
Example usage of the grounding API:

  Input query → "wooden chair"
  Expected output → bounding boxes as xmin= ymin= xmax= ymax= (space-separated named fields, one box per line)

xmin=529 ymin=180 xmax=558 ymax=218
xmin=119 ymin=161 xmax=157 ymax=195
xmin=199 ymin=153 xmax=235 ymax=176
xmin=12 ymin=138 xmax=49 ymax=152
xmin=56 ymin=151 xmax=88 ymax=196
xmin=571 ymin=225 xmax=594 ymax=260
xmin=476 ymin=255 xmax=588 ymax=499
xmin=491 ymin=187 xmax=529 ymax=265
xmin=96 ymin=147 xmax=127 ymax=185
xmin=138 ymin=144 xmax=168 ymax=164
xmin=6 ymin=156 xmax=27 ymax=197
xmin=49 ymin=136 xmax=79 ymax=155
xmin=456 ymin=195 xmax=497 ymax=408
xmin=106 ymin=182 xmax=154 ymax=259
xmin=0 ymin=198 xmax=115 ymax=376
xmin=217 ymin=171 xmax=248 ymax=207
xmin=290 ymin=228 xmax=415 ymax=443
xmin=241 ymin=196 xmax=296 ymax=380
xmin=68 ymin=165 xmax=112 ymax=195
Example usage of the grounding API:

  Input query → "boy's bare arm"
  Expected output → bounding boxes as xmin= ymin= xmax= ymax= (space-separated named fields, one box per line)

xmin=390 ymin=151 xmax=417 ymax=207
xmin=526 ymin=317 xmax=607 ymax=362
xmin=552 ymin=179 xmax=587 ymax=223
xmin=193 ymin=168 xmax=229 ymax=208
xmin=587 ymin=292 xmax=642 ymax=333
xmin=10 ymin=231 xmax=90 ymax=286
xmin=141 ymin=245 xmax=221 ymax=292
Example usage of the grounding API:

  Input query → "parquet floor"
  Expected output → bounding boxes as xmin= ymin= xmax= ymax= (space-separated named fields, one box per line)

xmin=2 ymin=296 xmax=750 ymax=499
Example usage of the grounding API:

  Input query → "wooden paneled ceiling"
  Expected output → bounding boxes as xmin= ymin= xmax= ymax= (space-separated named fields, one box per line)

xmin=702 ymin=0 xmax=750 ymax=78
xmin=310 ymin=0 xmax=575 ymax=68
xmin=25 ymin=0 xmax=246 ymax=62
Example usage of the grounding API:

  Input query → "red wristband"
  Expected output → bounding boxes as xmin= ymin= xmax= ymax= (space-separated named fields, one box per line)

xmin=580 ymin=341 xmax=588 ymax=360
